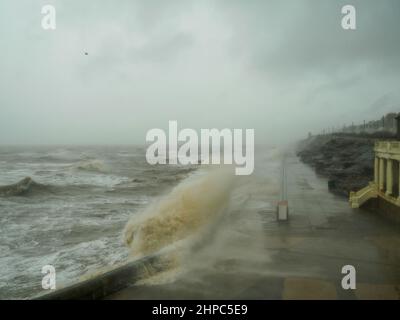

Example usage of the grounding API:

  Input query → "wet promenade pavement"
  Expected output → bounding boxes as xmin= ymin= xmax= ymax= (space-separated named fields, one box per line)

xmin=107 ymin=152 xmax=400 ymax=300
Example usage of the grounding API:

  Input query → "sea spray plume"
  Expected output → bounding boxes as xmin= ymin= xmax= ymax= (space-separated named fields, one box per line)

xmin=123 ymin=166 xmax=236 ymax=257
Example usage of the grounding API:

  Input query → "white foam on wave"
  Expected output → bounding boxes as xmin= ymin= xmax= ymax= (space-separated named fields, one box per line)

xmin=123 ymin=166 xmax=236 ymax=257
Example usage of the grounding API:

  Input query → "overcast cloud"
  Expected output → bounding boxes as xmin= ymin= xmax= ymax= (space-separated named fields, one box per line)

xmin=0 ymin=0 xmax=399 ymax=144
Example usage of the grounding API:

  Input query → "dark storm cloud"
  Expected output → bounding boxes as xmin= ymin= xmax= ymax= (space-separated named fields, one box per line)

xmin=220 ymin=0 xmax=400 ymax=77
xmin=0 ymin=0 xmax=400 ymax=144
xmin=214 ymin=0 xmax=400 ymax=132
xmin=130 ymin=32 xmax=194 ymax=63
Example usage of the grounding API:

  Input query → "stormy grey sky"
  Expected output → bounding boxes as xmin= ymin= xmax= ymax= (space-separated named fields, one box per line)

xmin=0 ymin=0 xmax=399 ymax=144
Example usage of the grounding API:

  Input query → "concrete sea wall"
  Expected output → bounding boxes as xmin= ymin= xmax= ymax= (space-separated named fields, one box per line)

xmin=36 ymin=254 xmax=167 ymax=300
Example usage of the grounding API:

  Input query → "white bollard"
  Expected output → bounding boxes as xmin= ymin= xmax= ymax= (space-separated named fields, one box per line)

xmin=277 ymin=200 xmax=289 ymax=221
xmin=277 ymin=159 xmax=289 ymax=221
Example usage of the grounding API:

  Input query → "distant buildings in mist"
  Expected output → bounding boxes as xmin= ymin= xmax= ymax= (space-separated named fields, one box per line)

xmin=317 ymin=112 xmax=400 ymax=136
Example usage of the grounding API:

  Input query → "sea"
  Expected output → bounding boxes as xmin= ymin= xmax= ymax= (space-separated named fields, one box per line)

xmin=0 ymin=145 xmax=281 ymax=299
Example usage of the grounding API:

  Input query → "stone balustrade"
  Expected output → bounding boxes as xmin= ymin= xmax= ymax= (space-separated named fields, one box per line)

xmin=351 ymin=140 xmax=400 ymax=208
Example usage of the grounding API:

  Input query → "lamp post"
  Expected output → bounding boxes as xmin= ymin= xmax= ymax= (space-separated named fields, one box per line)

xmin=395 ymin=114 xmax=400 ymax=140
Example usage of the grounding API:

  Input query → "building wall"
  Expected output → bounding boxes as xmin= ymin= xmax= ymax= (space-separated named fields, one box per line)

xmin=364 ymin=197 xmax=400 ymax=224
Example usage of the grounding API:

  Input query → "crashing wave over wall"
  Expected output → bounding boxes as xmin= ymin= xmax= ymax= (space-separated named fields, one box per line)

xmin=123 ymin=166 xmax=235 ymax=257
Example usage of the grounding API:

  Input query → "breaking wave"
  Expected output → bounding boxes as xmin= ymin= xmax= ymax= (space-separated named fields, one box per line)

xmin=0 ymin=177 xmax=50 ymax=197
xmin=0 ymin=177 xmax=98 ymax=197
xmin=123 ymin=166 xmax=236 ymax=257
xmin=73 ymin=160 xmax=107 ymax=173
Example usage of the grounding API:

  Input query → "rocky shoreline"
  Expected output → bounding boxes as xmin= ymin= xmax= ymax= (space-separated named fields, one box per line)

xmin=296 ymin=133 xmax=393 ymax=197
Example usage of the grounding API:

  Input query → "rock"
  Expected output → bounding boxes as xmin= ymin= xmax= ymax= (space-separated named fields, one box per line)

xmin=297 ymin=135 xmax=375 ymax=197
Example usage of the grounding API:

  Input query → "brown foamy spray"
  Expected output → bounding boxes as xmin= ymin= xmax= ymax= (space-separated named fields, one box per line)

xmin=123 ymin=165 xmax=236 ymax=257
